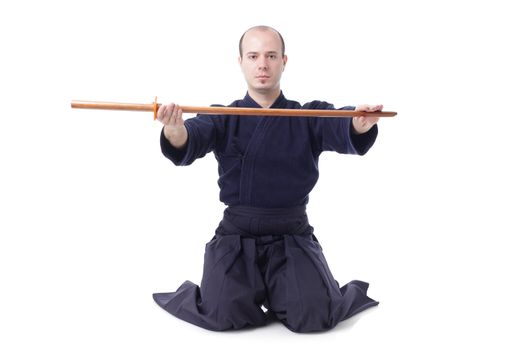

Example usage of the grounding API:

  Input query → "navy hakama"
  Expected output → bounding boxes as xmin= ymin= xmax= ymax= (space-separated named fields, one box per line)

xmin=154 ymin=92 xmax=379 ymax=332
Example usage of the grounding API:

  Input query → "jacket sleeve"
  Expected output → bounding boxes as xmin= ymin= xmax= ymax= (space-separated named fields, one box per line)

xmin=305 ymin=101 xmax=378 ymax=155
xmin=160 ymin=114 xmax=223 ymax=166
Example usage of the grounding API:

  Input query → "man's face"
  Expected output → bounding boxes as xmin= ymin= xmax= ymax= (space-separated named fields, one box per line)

xmin=239 ymin=29 xmax=287 ymax=95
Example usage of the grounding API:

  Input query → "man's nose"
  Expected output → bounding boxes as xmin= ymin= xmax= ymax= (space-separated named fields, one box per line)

xmin=257 ymin=56 xmax=269 ymax=69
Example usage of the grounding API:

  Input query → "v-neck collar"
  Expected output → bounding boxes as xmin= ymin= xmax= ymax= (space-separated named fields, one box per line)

xmin=237 ymin=92 xmax=287 ymax=205
xmin=242 ymin=91 xmax=286 ymax=109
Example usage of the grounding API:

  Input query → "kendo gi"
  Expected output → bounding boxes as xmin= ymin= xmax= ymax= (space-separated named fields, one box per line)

xmin=153 ymin=92 xmax=379 ymax=333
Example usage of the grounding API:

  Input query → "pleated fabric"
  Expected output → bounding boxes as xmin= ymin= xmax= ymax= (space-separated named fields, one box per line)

xmin=153 ymin=206 xmax=378 ymax=332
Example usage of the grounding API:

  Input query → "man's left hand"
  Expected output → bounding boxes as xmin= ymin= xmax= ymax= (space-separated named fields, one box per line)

xmin=352 ymin=104 xmax=383 ymax=134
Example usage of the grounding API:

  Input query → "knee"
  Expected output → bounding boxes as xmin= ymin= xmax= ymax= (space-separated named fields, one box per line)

xmin=278 ymin=295 xmax=338 ymax=333
xmin=211 ymin=298 xmax=268 ymax=330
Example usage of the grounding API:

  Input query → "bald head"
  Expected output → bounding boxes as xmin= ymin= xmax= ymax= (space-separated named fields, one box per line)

xmin=239 ymin=26 xmax=285 ymax=57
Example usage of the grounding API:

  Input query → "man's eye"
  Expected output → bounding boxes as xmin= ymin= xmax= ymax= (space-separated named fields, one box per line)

xmin=269 ymin=55 xmax=277 ymax=59
xmin=248 ymin=55 xmax=257 ymax=60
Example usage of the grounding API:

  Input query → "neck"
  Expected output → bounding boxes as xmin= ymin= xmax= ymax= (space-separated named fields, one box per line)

xmin=247 ymin=87 xmax=281 ymax=108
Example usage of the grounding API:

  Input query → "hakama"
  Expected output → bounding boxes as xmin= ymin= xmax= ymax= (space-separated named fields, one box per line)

xmin=153 ymin=206 xmax=378 ymax=332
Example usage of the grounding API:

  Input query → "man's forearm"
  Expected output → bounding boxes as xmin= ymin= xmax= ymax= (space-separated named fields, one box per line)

xmin=163 ymin=125 xmax=188 ymax=149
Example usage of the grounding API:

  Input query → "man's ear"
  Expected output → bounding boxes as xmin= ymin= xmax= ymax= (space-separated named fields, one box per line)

xmin=282 ymin=55 xmax=288 ymax=71
xmin=238 ymin=56 xmax=242 ymax=66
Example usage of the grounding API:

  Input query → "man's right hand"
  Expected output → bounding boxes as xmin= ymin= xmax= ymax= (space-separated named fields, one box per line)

xmin=157 ymin=103 xmax=188 ymax=149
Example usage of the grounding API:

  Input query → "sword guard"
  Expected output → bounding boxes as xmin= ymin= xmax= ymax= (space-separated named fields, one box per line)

xmin=153 ymin=96 xmax=158 ymax=121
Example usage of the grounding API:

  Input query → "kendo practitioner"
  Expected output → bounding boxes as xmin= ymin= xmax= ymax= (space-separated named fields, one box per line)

xmin=153 ymin=25 xmax=383 ymax=333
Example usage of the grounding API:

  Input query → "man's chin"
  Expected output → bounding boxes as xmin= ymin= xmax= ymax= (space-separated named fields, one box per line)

xmin=252 ymin=84 xmax=275 ymax=93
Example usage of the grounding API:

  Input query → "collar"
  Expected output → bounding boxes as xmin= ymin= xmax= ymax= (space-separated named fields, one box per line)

xmin=242 ymin=91 xmax=286 ymax=108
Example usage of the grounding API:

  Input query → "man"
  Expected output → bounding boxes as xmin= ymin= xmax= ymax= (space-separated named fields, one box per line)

xmin=153 ymin=25 xmax=382 ymax=333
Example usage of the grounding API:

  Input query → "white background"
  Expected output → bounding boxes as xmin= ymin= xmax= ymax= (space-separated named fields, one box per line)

xmin=1 ymin=0 xmax=524 ymax=348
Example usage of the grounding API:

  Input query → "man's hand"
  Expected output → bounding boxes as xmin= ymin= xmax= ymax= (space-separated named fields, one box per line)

xmin=157 ymin=103 xmax=188 ymax=148
xmin=352 ymin=104 xmax=383 ymax=134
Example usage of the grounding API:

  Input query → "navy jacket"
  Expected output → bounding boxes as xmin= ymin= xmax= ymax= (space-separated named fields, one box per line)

xmin=161 ymin=92 xmax=378 ymax=208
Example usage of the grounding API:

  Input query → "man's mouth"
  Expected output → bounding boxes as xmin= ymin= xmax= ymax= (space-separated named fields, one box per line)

xmin=256 ymin=75 xmax=270 ymax=79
